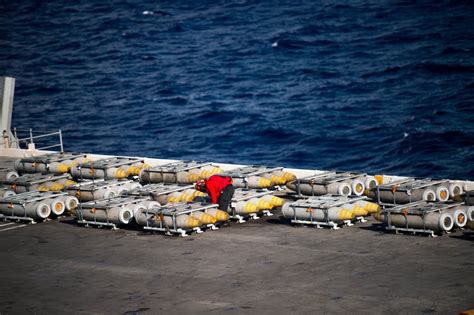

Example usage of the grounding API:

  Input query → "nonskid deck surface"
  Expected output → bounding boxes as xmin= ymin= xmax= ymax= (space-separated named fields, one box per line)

xmin=0 ymin=157 xmax=473 ymax=314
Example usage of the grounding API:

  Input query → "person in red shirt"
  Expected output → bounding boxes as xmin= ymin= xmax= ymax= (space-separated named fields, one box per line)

xmin=195 ymin=175 xmax=234 ymax=212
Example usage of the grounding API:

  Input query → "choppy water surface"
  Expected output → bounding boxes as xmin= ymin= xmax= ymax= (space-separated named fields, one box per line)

xmin=1 ymin=1 xmax=473 ymax=179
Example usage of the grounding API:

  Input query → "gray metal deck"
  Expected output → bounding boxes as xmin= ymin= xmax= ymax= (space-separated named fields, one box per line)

xmin=0 ymin=156 xmax=473 ymax=314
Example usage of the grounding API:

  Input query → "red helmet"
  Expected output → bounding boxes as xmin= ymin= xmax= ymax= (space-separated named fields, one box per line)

xmin=195 ymin=179 xmax=207 ymax=191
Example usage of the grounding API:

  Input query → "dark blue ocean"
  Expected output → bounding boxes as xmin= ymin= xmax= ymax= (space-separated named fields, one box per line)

xmin=1 ymin=1 xmax=473 ymax=179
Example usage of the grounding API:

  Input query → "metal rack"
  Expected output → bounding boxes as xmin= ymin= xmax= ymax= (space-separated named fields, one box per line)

xmin=221 ymin=165 xmax=283 ymax=188
xmin=0 ymin=190 xmax=68 ymax=222
xmin=141 ymin=202 xmax=221 ymax=237
xmin=374 ymin=178 xmax=448 ymax=205
xmin=15 ymin=152 xmax=87 ymax=174
xmin=1 ymin=173 xmax=72 ymax=192
xmin=77 ymin=195 xmax=152 ymax=230
xmin=292 ymin=171 xmax=366 ymax=196
xmin=287 ymin=195 xmax=367 ymax=229
xmin=229 ymin=188 xmax=276 ymax=223
xmin=75 ymin=157 xmax=144 ymax=181
xmin=380 ymin=201 xmax=462 ymax=237
xmin=125 ymin=183 xmax=195 ymax=200
xmin=65 ymin=179 xmax=135 ymax=201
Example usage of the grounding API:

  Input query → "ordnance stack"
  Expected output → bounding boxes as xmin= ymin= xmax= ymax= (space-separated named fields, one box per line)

xmin=286 ymin=171 xmax=373 ymax=197
xmin=1 ymin=173 xmax=76 ymax=194
xmin=138 ymin=161 xmax=222 ymax=185
xmin=282 ymin=196 xmax=380 ymax=229
xmin=125 ymin=183 xmax=206 ymax=205
xmin=137 ymin=202 xmax=226 ymax=236
xmin=14 ymin=152 xmax=89 ymax=175
xmin=66 ymin=179 xmax=141 ymax=202
xmin=0 ymin=191 xmax=79 ymax=222
xmin=229 ymin=188 xmax=284 ymax=223
xmin=368 ymin=178 xmax=455 ymax=204
xmin=70 ymin=157 xmax=149 ymax=181
xmin=220 ymin=165 xmax=296 ymax=189
xmin=372 ymin=201 xmax=470 ymax=237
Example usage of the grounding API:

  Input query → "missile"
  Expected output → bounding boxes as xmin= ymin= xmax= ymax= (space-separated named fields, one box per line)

xmin=376 ymin=188 xmax=437 ymax=204
xmin=364 ymin=176 xmax=378 ymax=190
xmin=448 ymin=182 xmax=463 ymax=197
xmin=56 ymin=195 xmax=79 ymax=212
xmin=460 ymin=205 xmax=474 ymax=221
xmin=247 ymin=197 xmax=273 ymax=210
xmin=166 ymin=192 xmax=185 ymax=203
xmin=49 ymin=159 xmax=73 ymax=173
xmin=46 ymin=198 xmax=66 ymax=216
xmin=435 ymin=185 xmax=450 ymax=202
xmin=286 ymin=180 xmax=352 ymax=196
xmin=351 ymin=179 xmax=365 ymax=196
xmin=70 ymin=165 xmax=128 ymax=180
xmin=28 ymin=184 xmax=50 ymax=192
xmin=260 ymin=194 xmax=284 ymax=207
xmin=373 ymin=211 xmax=453 ymax=232
xmin=78 ymin=206 xmax=133 ymax=225
xmin=282 ymin=203 xmax=355 ymax=222
xmin=233 ymin=200 xmax=258 ymax=214
xmin=0 ymin=201 xmax=51 ymax=220
xmin=233 ymin=176 xmax=272 ymax=189
xmin=442 ymin=208 xmax=468 ymax=228
xmin=55 ymin=178 xmax=78 ymax=187
xmin=191 ymin=211 xmax=217 ymax=224
xmin=206 ymin=208 xmax=230 ymax=222
xmin=41 ymin=180 xmax=64 ymax=192
xmin=354 ymin=200 xmax=380 ymax=213
xmin=134 ymin=210 xmax=201 ymax=229
xmin=14 ymin=159 xmax=47 ymax=173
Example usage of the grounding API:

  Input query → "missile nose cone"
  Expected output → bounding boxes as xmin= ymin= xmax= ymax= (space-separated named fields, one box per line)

xmin=283 ymin=172 xmax=296 ymax=182
xmin=212 ymin=209 xmax=230 ymax=221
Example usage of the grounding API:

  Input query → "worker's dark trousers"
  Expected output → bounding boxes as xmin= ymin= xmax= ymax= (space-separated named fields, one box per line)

xmin=218 ymin=185 xmax=234 ymax=212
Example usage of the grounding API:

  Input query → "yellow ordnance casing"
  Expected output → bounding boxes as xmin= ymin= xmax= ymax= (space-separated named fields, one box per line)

xmin=134 ymin=210 xmax=202 ymax=229
xmin=42 ymin=181 xmax=64 ymax=192
xmin=341 ymin=203 xmax=368 ymax=216
xmin=191 ymin=211 xmax=217 ymax=224
xmin=206 ymin=208 xmax=230 ymax=222
xmin=55 ymin=178 xmax=78 ymax=187
xmin=247 ymin=197 xmax=273 ymax=210
xmin=260 ymin=194 xmax=284 ymax=207
xmin=181 ymin=189 xmax=206 ymax=200
xmin=354 ymin=200 xmax=380 ymax=213
xmin=166 ymin=192 xmax=184 ymax=203
xmin=122 ymin=162 xmax=151 ymax=176
xmin=70 ymin=166 xmax=128 ymax=180
xmin=262 ymin=173 xmax=286 ymax=185
xmin=189 ymin=166 xmax=222 ymax=179
xmin=234 ymin=200 xmax=258 ymax=214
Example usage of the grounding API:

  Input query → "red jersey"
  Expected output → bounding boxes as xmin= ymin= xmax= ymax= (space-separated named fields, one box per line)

xmin=205 ymin=175 xmax=233 ymax=203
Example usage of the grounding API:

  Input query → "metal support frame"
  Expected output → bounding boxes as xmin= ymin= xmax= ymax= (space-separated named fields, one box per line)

xmin=293 ymin=171 xmax=366 ymax=197
xmin=374 ymin=178 xmax=449 ymax=205
xmin=288 ymin=195 xmax=367 ymax=229
xmin=0 ymin=191 xmax=68 ymax=222
xmin=381 ymin=201 xmax=462 ymax=237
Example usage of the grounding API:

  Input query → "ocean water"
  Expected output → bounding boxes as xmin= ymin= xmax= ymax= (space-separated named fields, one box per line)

xmin=1 ymin=1 xmax=473 ymax=179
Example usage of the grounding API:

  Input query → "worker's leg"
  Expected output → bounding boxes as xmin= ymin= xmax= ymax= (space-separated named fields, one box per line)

xmin=218 ymin=185 xmax=234 ymax=212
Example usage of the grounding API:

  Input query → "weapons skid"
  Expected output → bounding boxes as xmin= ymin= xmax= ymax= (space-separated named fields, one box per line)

xmin=282 ymin=195 xmax=370 ymax=230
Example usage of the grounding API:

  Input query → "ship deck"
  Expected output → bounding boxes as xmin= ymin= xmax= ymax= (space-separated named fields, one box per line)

xmin=0 ymin=157 xmax=473 ymax=314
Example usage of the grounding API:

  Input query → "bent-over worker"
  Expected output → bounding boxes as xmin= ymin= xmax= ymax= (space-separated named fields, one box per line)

xmin=195 ymin=175 xmax=234 ymax=212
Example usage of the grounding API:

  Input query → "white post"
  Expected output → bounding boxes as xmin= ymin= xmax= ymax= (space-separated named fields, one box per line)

xmin=0 ymin=76 xmax=15 ymax=148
